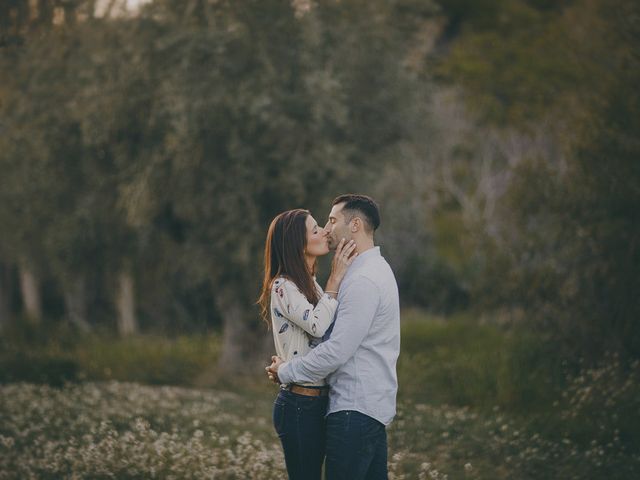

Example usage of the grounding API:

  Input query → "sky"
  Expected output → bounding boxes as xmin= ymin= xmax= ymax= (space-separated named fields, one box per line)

xmin=94 ymin=0 xmax=153 ymax=17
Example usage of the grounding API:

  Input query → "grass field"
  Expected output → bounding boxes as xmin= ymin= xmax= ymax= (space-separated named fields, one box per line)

xmin=1 ymin=313 xmax=638 ymax=479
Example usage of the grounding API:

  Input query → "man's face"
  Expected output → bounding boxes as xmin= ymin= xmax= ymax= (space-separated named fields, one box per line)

xmin=324 ymin=203 xmax=352 ymax=250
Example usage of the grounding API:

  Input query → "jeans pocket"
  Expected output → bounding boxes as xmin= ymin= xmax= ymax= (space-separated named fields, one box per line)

xmin=273 ymin=398 xmax=286 ymax=435
xmin=356 ymin=414 xmax=384 ymax=455
xmin=326 ymin=411 xmax=351 ymax=442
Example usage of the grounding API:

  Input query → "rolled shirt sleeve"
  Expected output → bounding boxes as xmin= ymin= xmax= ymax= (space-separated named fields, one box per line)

xmin=278 ymin=275 xmax=380 ymax=384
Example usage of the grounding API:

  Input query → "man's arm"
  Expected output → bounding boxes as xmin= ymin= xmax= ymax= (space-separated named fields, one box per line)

xmin=278 ymin=275 xmax=379 ymax=384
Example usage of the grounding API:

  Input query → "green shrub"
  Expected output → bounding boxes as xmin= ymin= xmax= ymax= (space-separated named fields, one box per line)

xmin=398 ymin=312 xmax=565 ymax=410
xmin=0 ymin=324 xmax=220 ymax=387
xmin=74 ymin=335 xmax=220 ymax=386
xmin=0 ymin=354 xmax=78 ymax=386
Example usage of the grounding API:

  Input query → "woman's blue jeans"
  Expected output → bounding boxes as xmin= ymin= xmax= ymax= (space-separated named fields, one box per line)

xmin=273 ymin=388 xmax=328 ymax=480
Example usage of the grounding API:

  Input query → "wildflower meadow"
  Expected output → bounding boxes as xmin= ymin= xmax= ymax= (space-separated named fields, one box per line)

xmin=1 ymin=319 xmax=638 ymax=479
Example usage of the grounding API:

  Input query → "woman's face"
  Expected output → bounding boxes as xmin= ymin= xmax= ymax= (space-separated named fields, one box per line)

xmin=305 ymin=215 xmax=330 ymax=257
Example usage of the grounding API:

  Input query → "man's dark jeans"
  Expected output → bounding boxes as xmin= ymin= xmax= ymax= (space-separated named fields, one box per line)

xmin=325 ymin=410 xmax=388 ymax=480
xmin=273 ymin=389 xmax=328 ymax=480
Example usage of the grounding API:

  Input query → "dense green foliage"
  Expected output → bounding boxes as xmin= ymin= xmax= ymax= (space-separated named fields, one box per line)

xmin=441 ymin=0 xmax=640 ymax=358
xmin=0 ymin=0 xmax=638 ymax=365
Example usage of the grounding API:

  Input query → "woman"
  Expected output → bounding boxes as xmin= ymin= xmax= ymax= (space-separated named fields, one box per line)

xmin=257 ymin=209 xmax=357 ymax=480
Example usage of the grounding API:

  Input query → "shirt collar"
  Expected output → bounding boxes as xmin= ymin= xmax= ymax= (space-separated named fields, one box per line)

xmin=350 ymin=246 xmax=380 ymax=269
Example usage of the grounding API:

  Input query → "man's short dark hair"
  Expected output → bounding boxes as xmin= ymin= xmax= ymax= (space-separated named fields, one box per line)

xmin=332 ymin=194 xmax=381 ymax=233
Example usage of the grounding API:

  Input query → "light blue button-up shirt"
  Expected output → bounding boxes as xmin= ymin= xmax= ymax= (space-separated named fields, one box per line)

xmin=278 ymin=246 xmax=400 ymax=426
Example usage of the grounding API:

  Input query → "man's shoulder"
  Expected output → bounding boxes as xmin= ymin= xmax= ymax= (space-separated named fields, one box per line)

xmin=344 ymin=271 xmax=378 ymax=288
xmin=343 ymin=264 xmax=389 ymax=293
xmin=354 ymin=255 xmax=394 ymax=280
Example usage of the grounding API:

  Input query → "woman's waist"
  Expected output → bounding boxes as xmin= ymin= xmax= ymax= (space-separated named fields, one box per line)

xmin=273 ymin=357 xmax=326 ymax=387
xmin=279 ymin=383 xmax=330 ymax=398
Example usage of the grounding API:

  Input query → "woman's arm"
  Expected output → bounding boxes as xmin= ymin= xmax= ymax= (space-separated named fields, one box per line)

xmin=271 ymin=279 xmax=337 ymax=338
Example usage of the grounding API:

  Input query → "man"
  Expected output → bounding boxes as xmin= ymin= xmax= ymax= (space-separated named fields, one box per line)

xmin=267 ymin=194 xmax=401 ymax=480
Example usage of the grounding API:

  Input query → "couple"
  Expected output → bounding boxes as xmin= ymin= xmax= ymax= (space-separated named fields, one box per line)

xmin=259 ymin=194 xmax=400 ymax=480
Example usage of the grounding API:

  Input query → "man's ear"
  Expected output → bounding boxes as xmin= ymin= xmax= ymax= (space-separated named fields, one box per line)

xmin=351 ymin=217 xmax=360 ymax=233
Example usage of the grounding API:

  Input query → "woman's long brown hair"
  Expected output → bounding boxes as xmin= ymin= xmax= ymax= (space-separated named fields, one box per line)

xmin=257 ymin=209 xmax=320 ymax=327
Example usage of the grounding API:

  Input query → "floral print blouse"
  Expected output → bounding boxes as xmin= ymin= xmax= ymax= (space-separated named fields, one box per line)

xmin=270 ymin=276 xmax=338 ymax=387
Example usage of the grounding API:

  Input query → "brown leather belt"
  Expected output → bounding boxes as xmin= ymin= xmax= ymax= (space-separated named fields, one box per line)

xmin=285 ymin=384 xmax=329 ymax=397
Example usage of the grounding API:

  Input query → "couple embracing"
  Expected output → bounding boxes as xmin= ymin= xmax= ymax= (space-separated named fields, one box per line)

xmin=259 ymin=194 xmax=400 ymax=480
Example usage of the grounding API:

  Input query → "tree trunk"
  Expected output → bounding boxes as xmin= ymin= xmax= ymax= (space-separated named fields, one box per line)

xmin=116 ymin=270 xmax=137 ymax=336
xmin=215 ymin=286 xmax=272 ymax=377
xmin=19 ymin=261 xmax=41 ymax=323
xmin=63 ymin=275 xmax=91 ymax=332
xmin=0 ymin=262 xmax=13 ymax=331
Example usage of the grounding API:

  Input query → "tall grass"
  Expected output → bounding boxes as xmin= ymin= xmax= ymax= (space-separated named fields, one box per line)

xmin=0 ymin=322 xmax=219 ymax=387
xmin=398 ymin=310 xmax=566 ymax=410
